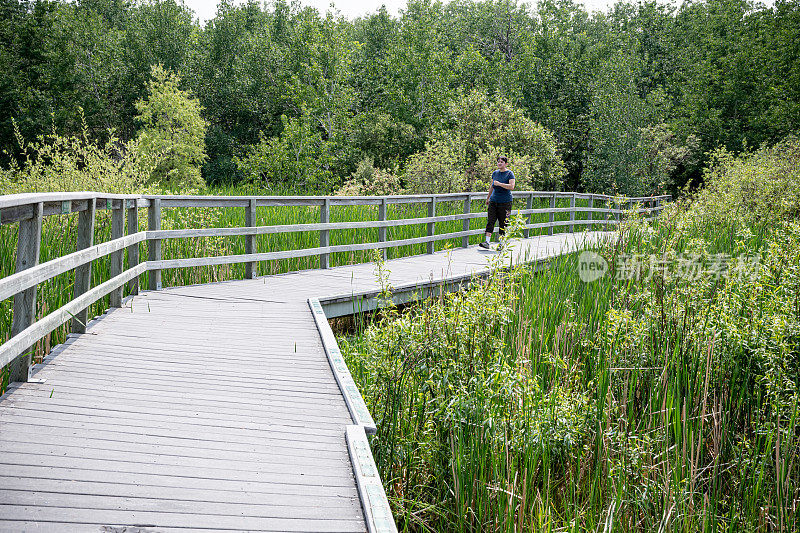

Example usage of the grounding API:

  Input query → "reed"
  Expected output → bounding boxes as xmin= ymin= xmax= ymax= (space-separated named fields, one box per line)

xmin=340 ymin=200 xmax=799 ymax=531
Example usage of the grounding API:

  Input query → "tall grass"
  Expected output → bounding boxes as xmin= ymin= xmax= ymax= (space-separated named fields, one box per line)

xmin=339 ymin=142 xmax=800 ymax=531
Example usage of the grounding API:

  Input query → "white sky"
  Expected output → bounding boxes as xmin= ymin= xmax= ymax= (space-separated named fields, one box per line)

xmin=186 ymin=0 xmax=633 ymax=25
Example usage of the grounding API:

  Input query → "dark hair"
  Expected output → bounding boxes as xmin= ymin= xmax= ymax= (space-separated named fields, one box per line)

xmin=497 ymin=156 xmax=508 ymax=163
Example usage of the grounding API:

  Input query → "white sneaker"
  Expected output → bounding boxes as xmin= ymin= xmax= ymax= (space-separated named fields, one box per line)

xmin=479 ymin=241 xmax=490 ymax=249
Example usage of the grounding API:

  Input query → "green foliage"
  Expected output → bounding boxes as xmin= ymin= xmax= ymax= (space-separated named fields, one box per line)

xmin=405 ymin=90 xmax=566 ymax=193
xmin=687 ymin=135 xmax=800 ymax=228
xmin=341 ymin=139 xmax=800 ymax=530
xmin=336 ymin=157 xmax=403 ymax=196
xmin=134 ymin=65 xmax=208 ymax=190
xmin=235 ymin=114 xmax=333 ymax=191
xmin=0 ymin=116 xmax=149 ymax=194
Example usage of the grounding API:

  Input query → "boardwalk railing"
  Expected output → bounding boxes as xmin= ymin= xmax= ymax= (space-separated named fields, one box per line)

xmin=0 ymin=191 xmax=669 ymax=385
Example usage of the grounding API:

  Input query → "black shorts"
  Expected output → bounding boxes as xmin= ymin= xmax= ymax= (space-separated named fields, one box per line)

xmin=486 ymin=201 xmax=512 ymax=235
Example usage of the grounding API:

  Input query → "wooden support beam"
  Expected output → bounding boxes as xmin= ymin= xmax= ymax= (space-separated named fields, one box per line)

xmin=109 ymin=201 xmax=124 ymax=307
xmin=245 ymin=198 xmax=257 ymax=279
xmin=427 ymin=196 xmax=436 ymax=254
xmin=71 ymin=198 xmax=96 ymax=334
xmin=548 ymin=194 xmax=556 ymax=236
xmin=320 ymin=198 xmax=330 ymax=269
xmin=378 ymin=198 xmax=387 ymax=261
xmin=462 ymin=196 xmax=471 ymax=248
xmin=148 ymin=198 xmax=162 ymax=291
xmin=8 ymin=202 xmax=43 ymax=383
xmin=524 ymin=193 xmax=533 ymax=238
xmin=587 ymin=196 xmax=594 ymax=230
xmin=569 ymin=193 xmax=576 ymax=233
xmin=126 ymin=201 xmax=139 ymax=295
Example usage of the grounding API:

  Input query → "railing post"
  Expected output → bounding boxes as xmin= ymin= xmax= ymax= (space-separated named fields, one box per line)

xmin=72 ymin=198 xmax=96 ymax=334
xmin=615 ymin=198 xmax=621 ymax=225
xmin=569 ymin=193 xmax=576 ymax=233
xmin=148 ymin=198 xmax=162 ymax=291
xmin=462 ymin=195 xmax=471 ymax=248
xmin=587 ymin=195 xmax=594 ymax=230
xmin=127 ymin=200 xmax=139 ymax=295
xmin=9 ymin=202 xmax=43 ymax=383
xmin=245 ymin=198 xmax=257 ymax=279
xmin=427 ymin=196 xmax=436 ymax=254
xmin=548 ymin=194 xmax=555 ymax=236
xmin=109 ymin=200 xmax=124 ymax=307
xmin=524 ymin=193 xmax=533 ymax=238
xmin=378 ymin=198 xmax=387 ymax=261
xmin=320 ymin=197 xmax=330 ymax=269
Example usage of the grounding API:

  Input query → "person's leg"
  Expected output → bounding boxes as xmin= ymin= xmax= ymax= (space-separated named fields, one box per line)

xmin=497 ymin=202 xmax=511 ymax=238
xmin=485 ymin=202 xmax=498 ymax=242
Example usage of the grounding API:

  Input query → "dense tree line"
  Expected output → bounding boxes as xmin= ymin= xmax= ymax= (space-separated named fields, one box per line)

xmin=1 ymin=0 xmax=798 ymax=194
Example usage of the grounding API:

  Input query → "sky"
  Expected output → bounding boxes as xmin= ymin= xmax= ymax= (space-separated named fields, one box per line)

xmin=185 ymin=0 xmax=638 ymax=25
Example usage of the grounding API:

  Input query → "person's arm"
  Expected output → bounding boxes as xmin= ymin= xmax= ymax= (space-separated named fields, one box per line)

xmin=493 ymin=179 xmax=515 ymax=190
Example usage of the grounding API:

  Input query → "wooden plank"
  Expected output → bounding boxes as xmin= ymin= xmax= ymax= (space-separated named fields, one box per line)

xmin=309 ymin=298 xmax=376 ymax=433
xmin=71 ymin=198 xmax=95 ymax=334
xmin=0 ymin=450 xmax=354 ymax=486
xmin=0 ymin=232 xmax=146 ymax=304
xmin=0 ymin=490 xmax=360 ymax=521
xmin=245 ymin=198 xmax=257 ymax=279
xmin=346 ymin=425 xmax=396 ymax=533
xmin=320 ymin=197 xmax=330 ymax=269
xmin=0 ymin=443 xmax=353 ymax=479
xmin=0 ymin=469 xmax=355 ymax=499
xmin=427 ymin=196 xmax=436 ymax=254
xmin=8 ymin=201 xmax=43 ymax=383
xmin=147 ymin=198 xmax=161 ymax=290
xmin=524 ymin=193 xmax=533 ymax=238
xmin=378 ymin=198 xmax=387 ymax=261
xmin=548 ymin=194 xmax=555 ymax=236
xmin=109 ymin=201 xmax=125 ymax=307
xmin=0 ymin=264 xmax=147 ymax=369
xmin=126 ymin=203 xmax=140 ymax=295
xmin=569 ymin=193 xmax=576 ymax=233
xmin=0 ymin=477 xmax=356 ymax=507
xmin=0 ymin=505 xmax=366 ymax=532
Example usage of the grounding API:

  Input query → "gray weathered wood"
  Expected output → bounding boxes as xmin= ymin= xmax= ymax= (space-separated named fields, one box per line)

xmin=427 ymin=196 xmax=436 ymax=254
xmin=245 ymin=198 xmax=257 ymax=279
xmin=109 ymin=201 xmax=125 ymax=307
xmin=587 ymin=196 xmax=594 ymax=229
xmin=148 ymin=198 xmax=162 ymax=291
xmin=320 ymin=197 xmax=330 ymax=269
xmin=462 ymin=196 xmax=471 ymax=248
xmin=71 ymin=198 xmax=95 ymax=334
xmin=378 ymin=198 xmax=387 ymax=261
xmin=524 ymin=193 xmax=534 ymax=238
xmin=548 ymin=194 xmax=556 ymax=236
xmin=569 ymin=193 xmax=576 ymax=233
xmin=127 ymin=202 xmax=140 ymax=295
xmin=9 ymin=202 xmax=43 ymax=383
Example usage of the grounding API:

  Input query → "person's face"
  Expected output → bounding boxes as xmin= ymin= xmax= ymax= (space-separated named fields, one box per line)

xmin=497 ymin=159 xmax=507 ymax=171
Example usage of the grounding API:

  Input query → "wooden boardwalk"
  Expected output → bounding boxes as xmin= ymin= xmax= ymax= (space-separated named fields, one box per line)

xmin=0 ymin=232 xmax=607 ymax=532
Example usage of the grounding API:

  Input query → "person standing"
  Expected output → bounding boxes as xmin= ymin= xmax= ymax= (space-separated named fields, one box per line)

xmin=479 ymin=156 xmax=515 ymax=250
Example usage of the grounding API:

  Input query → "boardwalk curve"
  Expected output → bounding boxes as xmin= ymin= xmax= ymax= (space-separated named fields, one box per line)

xmin=0 ymin=192 xmax=667 ymax=531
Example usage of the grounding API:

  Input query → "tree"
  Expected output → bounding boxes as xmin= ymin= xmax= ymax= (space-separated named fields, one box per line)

xmin=135 ymin=64 xmax=208 ymax=189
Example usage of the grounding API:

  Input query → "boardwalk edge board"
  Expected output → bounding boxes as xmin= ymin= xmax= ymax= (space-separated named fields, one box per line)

xmin=308 ymin=297 xmax=377 ymax=434
xmin=346 ymin=425 xmax=398 ymax=533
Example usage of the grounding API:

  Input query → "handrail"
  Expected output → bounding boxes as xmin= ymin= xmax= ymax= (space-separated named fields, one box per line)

xmin=0 ymin=190 xmax=670 ymax=384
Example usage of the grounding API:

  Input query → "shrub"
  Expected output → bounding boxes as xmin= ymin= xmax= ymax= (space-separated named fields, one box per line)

xmin=0 ymin=117 xmax=150 ymax=194
xmin=336 ymin=157 xmax=403 ymax=196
